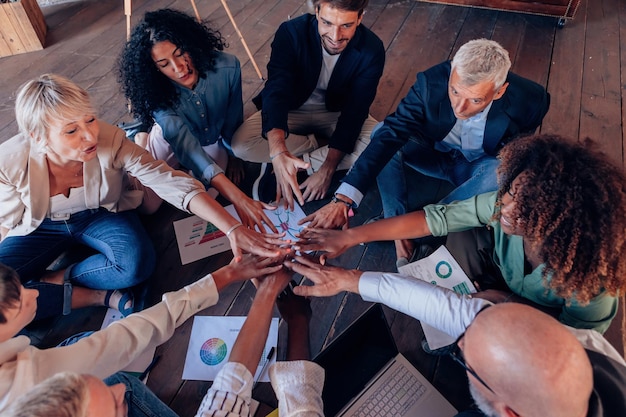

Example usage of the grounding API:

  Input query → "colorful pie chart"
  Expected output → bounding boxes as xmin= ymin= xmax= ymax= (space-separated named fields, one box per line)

xmin=200 ymin=338 xmax=228 ymax=366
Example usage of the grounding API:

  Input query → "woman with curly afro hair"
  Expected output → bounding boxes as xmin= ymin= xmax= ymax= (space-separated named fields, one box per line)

xmin=118 ymin=9 xmax=277 ymax=232
xmin=294 ymin=134 xmax=626 ymax=333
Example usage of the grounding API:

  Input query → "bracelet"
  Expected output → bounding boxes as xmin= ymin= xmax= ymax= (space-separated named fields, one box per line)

xmin=331 ymin=195 xmax=353 ymax=208
xmin=225 ymin=223 xmax=243 ymax=237
xmin=270 ymin=150 xmax=288 ymax=161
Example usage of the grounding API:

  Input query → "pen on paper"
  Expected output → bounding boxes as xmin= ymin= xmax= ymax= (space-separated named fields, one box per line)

xmin=253 ymin=346 xmax=275 ymax=388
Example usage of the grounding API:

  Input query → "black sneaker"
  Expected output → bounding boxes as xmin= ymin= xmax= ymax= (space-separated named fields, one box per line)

xmin=252 ymin=162 xmax=277 ymax=203
xmin=421 ymin=336 xmax=457 ymax=355
xmin=396 ymin=243 xmax=435 ymax=269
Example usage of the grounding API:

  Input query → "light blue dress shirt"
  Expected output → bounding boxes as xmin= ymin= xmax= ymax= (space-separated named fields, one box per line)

xmin=434 ymin=101 xmax=493 ymax=162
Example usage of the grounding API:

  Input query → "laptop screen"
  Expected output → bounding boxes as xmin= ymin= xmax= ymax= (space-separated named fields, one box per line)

xmin=313 ymin=304 xmax=398 ymax=417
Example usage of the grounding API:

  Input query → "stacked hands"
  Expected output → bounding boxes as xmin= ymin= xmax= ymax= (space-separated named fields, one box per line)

xmin=240 ymin=224 xmax=521 ymax=306
xmin=232 ymin=182 xmax=353 ymax=262
xmin=230 ymin=224 xmax=361 ymax=301
xmin=227 ymin=188 xmax=350 ymax=260
xmin=223 ymin=218 xmax=285 ymax=260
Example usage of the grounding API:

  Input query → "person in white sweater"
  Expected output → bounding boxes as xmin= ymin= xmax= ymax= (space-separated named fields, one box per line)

xmin=2 ymin=267 xmax=326 ymax=417
xmin=196 ymin=267 xmax=325 ymax=417
xmin=0 ymin=256 xmax=282 ymax=412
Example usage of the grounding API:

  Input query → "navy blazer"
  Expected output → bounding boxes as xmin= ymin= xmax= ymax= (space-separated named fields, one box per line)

xmin=343 ymin=61 xmax=550 ymax=194
xmin=253 ymin=14 xmax=385 ymax=154
xmin=586 ymin=349 xmax=626 ymax=417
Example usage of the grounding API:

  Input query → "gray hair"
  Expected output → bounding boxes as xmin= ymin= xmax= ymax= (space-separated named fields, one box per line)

xmin=15 ymin=74 xmax=96 ymax=147
xmin=451 ymin=39 xmax=511 ymax=89
xmin=2 ymin=372 xmax=89 ymax=417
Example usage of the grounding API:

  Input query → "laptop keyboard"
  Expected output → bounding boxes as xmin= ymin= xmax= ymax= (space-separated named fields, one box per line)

xmin=352 ymin=364 xmax=426 ymax=416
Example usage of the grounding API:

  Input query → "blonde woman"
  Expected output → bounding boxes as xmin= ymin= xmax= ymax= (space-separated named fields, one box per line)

xmin=0 ymin=74 xmax=285 ymax=320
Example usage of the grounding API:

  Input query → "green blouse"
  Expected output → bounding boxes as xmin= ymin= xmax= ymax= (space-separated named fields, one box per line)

xmin=424 ymin=191 xmax=617 ymax=333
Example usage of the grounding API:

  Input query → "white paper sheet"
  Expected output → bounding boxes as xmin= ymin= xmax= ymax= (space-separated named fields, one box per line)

xmin=397 ymin=245 xmax=476 ymax=349
xmin=182 ymin=316 xmax=279 ymax=382
xmin=173 ymin=214 xmax=231 ymax=265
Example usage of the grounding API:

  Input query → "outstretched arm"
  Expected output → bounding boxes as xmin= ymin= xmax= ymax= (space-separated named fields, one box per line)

xmin=296 ymin=210 xmax=432 ymax=257
xmin=211 ymin=173 xmax=278 ymax=234
xmin=197 ymin=268 xmax=292 ymax=417
xmin=34 ymin=256 xmax=280 ymax=387
xmin=276 ymin=283 xmax=313 ymax=361
xmin=284 ymin=255 xmax=491 ymax=339
xmin=229 ymin=268 xmax=292 ymax=373
xmin=187 ymin=192 xmax=286 ymax=259
xmin=271 ymin=280 xmax=325 ymax=417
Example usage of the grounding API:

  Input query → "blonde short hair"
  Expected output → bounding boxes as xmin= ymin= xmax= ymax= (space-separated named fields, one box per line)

xmin=15 ymin=74 xmax=96 ymax=146
xmin=2 ymin=372 xmax=89 ymax=417
xmin=451 ymin=39 xmax=511 ymax=89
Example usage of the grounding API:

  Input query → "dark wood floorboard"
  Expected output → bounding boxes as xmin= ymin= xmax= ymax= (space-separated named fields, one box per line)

xmin=1 ymin=0 xmax=625 ymax=415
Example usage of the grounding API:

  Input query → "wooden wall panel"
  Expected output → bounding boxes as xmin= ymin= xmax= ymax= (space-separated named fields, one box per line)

xmin=418 ymin=0 xmax=581 ymax=19
xmin=0 ymin=0 xmax=47 ymax=58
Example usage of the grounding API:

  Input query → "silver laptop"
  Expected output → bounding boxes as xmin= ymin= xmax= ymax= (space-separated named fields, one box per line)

xmin=314 ymin=304 xmax=457 ymax=417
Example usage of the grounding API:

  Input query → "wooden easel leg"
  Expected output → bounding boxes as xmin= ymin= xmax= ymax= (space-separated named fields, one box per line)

xmin=190 ymin=0 xmax=265 ymax=80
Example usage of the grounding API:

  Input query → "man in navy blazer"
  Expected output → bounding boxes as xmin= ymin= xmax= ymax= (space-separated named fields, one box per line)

xmin=302 ymin=39 xmax=550 ymax=266
xmin=231 ymin=0 xmax=384 ymax=209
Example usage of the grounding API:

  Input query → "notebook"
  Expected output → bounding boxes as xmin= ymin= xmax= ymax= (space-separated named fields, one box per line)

xmin=313 ymin=304 xmax=457 ymax=417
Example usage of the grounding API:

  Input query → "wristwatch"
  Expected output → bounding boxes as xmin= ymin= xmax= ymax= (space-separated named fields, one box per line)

xmin=331 ymin=194 xmax=353 ymax=208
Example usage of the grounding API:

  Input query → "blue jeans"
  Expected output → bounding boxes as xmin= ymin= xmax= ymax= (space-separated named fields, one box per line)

xmin=376 ymin=135 xmax=500 ymax=217
xmin=0 ymin=208 xmax=155 ymax=318
xmin=104 ymin=372 xmax=179 ymax=417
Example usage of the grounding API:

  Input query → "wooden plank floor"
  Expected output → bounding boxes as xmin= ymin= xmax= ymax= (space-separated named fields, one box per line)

xmin=1 ymin=0 xmax=626 ymax=415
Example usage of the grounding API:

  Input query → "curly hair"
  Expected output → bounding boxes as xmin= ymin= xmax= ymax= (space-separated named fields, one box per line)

xmin=494 ymin=134 xmax=626 ymax=304
xmin=117 ymin=8 xmax=226 ymax=127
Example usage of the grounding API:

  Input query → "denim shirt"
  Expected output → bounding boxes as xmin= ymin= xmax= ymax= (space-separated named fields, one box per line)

xmin=153 ymin=52 xmax=243 ymax=185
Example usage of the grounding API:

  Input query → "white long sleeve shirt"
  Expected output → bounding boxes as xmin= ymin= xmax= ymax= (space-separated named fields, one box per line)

xmin=196 ymin=361 xmax=324 ymax=417
xmin=195 ymin=272 xmax=625 ymax=417
xmin=359 ymin=271 xmax=625 ymax=364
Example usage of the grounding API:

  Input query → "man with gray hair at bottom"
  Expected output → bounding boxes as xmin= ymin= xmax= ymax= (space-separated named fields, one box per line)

xmin=282 ymin=256 xmax=626 ymax=417
xmin=302 ymin=38 xmax=550 ymax=269
xmin=6 ymin=275 xmax=626 ymax=417
xmin=456 ymin=303 xmax=624 ymax=417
